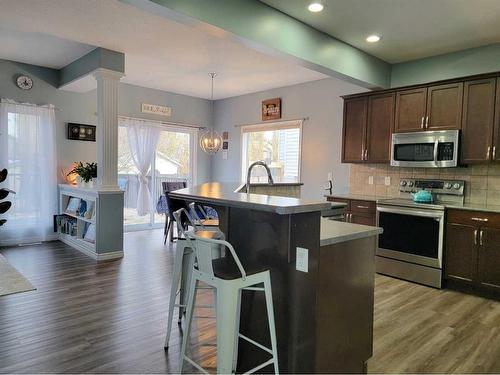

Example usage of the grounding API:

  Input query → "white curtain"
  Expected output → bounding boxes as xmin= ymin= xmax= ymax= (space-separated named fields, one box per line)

xmin=0 ymin=100 xmax=57 ymax=246
xmin=121 ymin=118 xmax=160 ymax=216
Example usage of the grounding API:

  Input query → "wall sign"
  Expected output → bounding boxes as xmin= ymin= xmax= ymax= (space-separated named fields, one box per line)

xmin=67 ymin=123 xmax=96 ymax=142
xmin=262 ymin=97 xmax=281 ymax=121
xmin=141 ymin=103 xmax=172 ymax=117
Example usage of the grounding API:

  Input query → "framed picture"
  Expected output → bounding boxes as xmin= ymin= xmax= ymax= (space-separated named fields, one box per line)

xmin=67 ymin=123 xmax=96 ymax=142
xmin=262 ymin=98 xmax=281 ymax=121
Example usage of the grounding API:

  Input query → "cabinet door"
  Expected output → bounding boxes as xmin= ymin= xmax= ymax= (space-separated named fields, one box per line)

xmin=444 ymin=223 xmax=478 ymax=283
xmin=350 ymin=213 xmax=376 ymax=226
xmin=493 ymin=79 xmax=500 ymax=161
xmin=426 ymin=82 xmax=463 ymax=131
xmin=461 ymin=78 xmax=496 ymax=164
xmin=342 ymin=97 xmax=367 ymax=163
xmin=366 ymin=93 xmax=395 ymax=162
xmin=478 ymin=227 xmax=500 ymax=290
xmin=394 ymin=88 xmax=427 ymax=132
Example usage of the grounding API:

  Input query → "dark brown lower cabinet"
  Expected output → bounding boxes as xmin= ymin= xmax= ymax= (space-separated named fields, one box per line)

xmin=478 ymin=227 xmax=500 ymax=290
xmin=326 ymin=197 xmax=376 ymax=226
xmin=445 ymin=209 xmax=500 ymax=297
xmin=445 ymin=223 xmax=477 ymax=283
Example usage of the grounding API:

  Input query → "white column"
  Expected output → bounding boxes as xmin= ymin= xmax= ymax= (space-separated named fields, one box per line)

xmin=94 ymin=68 xmax=123 ymax=191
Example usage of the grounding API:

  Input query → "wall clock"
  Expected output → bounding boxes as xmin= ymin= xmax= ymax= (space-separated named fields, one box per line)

xmin=16 ymin=75 xmax=33 ymax=90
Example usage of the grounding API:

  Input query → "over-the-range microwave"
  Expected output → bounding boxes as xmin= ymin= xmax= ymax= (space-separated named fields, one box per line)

xmin=390 ymin=130 xmax=459 ymax=168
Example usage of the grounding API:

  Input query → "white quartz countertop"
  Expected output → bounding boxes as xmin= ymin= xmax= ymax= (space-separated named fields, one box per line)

xmin=320 ymin=217 xmax=383 ymax=246
xmin=169 ymin=182 xmax=330 ymax=215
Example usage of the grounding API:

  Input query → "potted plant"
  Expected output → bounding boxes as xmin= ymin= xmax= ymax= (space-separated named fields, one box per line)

xmin=68 ymin=162 xmax=97 ymax=188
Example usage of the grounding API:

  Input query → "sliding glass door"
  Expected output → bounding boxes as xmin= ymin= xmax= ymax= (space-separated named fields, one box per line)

xmin=118 ymin=119 xmax=197 ymax=231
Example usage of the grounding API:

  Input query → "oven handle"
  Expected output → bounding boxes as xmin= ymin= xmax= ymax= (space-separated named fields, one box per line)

xmin=377 ymin=205 xmax=444 ymax=219
xmin=433 ymin=140 xmax=439 ymax=163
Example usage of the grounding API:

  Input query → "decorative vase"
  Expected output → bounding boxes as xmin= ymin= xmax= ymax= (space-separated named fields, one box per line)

xmin=76 ymin=176 xmax=84 ymax=188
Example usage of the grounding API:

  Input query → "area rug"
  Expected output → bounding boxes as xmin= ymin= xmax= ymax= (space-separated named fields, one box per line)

xmin=0 ymin=253 xmax=35 ymax=296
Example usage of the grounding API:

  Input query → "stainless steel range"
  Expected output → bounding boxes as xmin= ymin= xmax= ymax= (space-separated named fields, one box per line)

xmin=376 ymin=178 xmax=465 ymax=288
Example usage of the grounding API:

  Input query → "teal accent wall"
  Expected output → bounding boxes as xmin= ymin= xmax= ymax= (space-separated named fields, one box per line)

xmin=391 ymin=43 xmax=500 ymax=87
xmin=59 ymin=48 xmax=125 ymax=87
xmin=122 ymin=0 xmax=391 ymax=89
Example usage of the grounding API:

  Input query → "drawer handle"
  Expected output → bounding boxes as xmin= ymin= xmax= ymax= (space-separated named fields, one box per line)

xmin=471 ymin=217 xmax=489 ymax=222
xmin=356 ymin=205 xmax=370 ymax=209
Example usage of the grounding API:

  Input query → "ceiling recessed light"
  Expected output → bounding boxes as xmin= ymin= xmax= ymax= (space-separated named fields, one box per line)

xmin=366 ymin=34 xmax=382 ymax=43
xmin=308 ymin=2 xmax=324 ymax=12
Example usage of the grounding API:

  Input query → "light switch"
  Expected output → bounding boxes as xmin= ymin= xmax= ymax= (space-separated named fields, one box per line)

xmin=385 ymin=176 xmax=391 ymax=186
xmin=296 ymin=247 xmax=308 ymax=273
xmin=368 ymin=176 xmax=374 ymax=185
xmin=327 ymin=172 xmax=333 ymax=181
xmin=222 ymin=151 xmax=228 ymax=160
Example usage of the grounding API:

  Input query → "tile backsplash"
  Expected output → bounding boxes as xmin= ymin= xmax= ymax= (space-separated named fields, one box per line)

xmin=349 ymin=164 xmax=500 ymax=205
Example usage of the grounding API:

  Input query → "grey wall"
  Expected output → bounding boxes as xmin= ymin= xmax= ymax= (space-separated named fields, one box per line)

xmin=0 ymin=59 xmax=212 ymax=184
xmin=391 ymin=43 xmax=500 ymax=87
xmin=211 ymin=77 xmax=367 ymax=200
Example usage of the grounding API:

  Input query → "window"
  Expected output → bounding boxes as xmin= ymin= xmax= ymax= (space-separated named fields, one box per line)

xmin=0 ymin=101 xmax=57 ymax=245
xmin=241 ymin=120 xmax=302 ymax=183
xmin=118 ymin=117 xmax=197 ymax=230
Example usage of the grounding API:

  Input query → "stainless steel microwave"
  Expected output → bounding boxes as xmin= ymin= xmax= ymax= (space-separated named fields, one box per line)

xmin=390 ymin=130 xmax=459 ymax=168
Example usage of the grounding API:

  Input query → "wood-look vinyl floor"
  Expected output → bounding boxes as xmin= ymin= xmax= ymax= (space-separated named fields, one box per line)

xmin=0 ymin=229 xmax=499 ymax=374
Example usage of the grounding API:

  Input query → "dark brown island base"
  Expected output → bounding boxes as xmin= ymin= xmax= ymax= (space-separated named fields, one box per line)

xmin=170 ymin=183 xmax=382 ymax=374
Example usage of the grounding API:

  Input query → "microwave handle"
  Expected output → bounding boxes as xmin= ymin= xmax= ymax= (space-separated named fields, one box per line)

xmin=433 ymin=140 xmax=439 ymax=163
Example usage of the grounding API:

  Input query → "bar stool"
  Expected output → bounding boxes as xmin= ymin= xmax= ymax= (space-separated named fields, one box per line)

xmin=179 ymin=232 xmax=279 ymax=374
xmin=164 ymin=208 xmax=224 ymax=349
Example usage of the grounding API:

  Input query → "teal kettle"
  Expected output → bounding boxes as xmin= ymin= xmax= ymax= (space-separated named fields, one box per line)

xmin=412 ymin=189 xmax=433 ymax=203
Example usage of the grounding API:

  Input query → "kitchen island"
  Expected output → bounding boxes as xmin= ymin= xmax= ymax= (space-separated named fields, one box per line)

xmin=170 ymin=183 xmax=382 ymax=374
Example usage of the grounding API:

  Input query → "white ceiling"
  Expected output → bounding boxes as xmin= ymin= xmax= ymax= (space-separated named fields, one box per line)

xmin=261 ymin=0 xmax=500 ymax=63
xmin=0 ymin=0 xmax=326 ymax=99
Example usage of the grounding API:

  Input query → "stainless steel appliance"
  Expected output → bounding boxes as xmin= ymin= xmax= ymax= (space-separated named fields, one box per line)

xmin=376 ymin=178 xmax=465 ymax=288
xmin=391 ymin=130 xmax=459 ymax=168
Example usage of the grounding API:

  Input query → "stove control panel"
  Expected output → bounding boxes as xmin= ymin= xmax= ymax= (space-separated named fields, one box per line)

xmin=399 ymin=178 xmax=464 ymax=196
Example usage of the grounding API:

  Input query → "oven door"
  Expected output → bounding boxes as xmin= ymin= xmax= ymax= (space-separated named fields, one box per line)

xmin=376 ymin=205 xmax=444 ymax=269
xmin=390 ymin=130 xmax=459 ymax=168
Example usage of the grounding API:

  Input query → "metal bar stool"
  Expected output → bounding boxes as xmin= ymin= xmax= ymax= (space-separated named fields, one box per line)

xmin=164 ymin=208 xmax=224 ymax=349
xmin=179 ymin=232 xmax=279 ymax=374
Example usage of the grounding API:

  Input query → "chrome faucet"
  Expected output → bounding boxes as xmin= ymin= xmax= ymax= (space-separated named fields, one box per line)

xmin=246 ymin=161 xmax=274 ymax=194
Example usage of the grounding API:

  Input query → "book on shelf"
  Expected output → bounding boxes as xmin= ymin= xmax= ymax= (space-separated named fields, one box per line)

xmin=84 ymin=201 xmax=94 ymax=220
xmin=55 ymin=215 xmax=78 ymax=237
xmin=65 ymin=197 xmax=81 ymax=214
xmin=83 ymin=223 xmax=96 ymax=243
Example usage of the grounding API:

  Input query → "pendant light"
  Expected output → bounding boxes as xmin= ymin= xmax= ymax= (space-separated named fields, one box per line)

xmin=200 ymin=73 xmax=223 ymax=155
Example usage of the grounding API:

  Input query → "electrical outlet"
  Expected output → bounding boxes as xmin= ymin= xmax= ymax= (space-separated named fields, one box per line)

xmin=296 ymin=247 xmax=308 ymax=273
xmin=368 ymin=176 xmax=374 ymax=185
xmin=385 ymin=176 xmax=391 ymax=186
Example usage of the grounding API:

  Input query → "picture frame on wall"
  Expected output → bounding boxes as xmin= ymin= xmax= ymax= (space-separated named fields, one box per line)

xmin=262 ymin=98 xmax=281 ymax=121
xmin=67 ymin=123 xmax=96 ymax=142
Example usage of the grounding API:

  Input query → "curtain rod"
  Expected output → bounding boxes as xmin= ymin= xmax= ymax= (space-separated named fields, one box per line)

xmin=234 ymin=117 xmax=309 ymax=128
xmin=1 ymin=98 xmax=62 ymax=111
xmin=118 ymin=115 xmax=205 ymax=130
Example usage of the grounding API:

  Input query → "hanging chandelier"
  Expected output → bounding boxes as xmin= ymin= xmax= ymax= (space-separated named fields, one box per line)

xmin=200 ymin=73 xmax=223 ymax=155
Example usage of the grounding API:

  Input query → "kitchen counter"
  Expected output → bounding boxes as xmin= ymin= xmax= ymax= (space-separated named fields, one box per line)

xmin=325 ymin=193 xmax=387 ymax=201
xmin=320 ymin=217 xmax=383 ymax=246
xmin=170 ymin=182 xmax=378 ymax=373
xmin=444 ymin=202 xmax=500 ymax=214
xmin=170 ymin=182 xmax=330 ymax=215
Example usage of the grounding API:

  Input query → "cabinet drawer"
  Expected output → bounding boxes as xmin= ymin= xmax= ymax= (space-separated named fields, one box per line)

xmin=447 ymin=209 xmax=500 ymax=228
xmin=328 ymin=197 xmax=351 ymax=211
xmin=350 ymin=200 xmax=376 ymax=215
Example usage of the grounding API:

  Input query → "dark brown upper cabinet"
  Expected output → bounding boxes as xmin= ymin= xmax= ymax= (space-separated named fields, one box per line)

xmin=426 ymin=82 xmax=463 ymax=131
xmin=461 ymin=78 xmax=497 ymax=164
xmin=342 ymin=97 xmax=367 ymax=163
xmin=394 ymin=83 xmax=463 ymax=133
xmin=365 ymin=93 xmax=395 ymax=163
xmin=493 ymin=80 xmax=500 ymax=162
xmin=342 ymin=94 xmax=394 ymax=163
xmin=394 ymin=88 xmax=427 ymax=132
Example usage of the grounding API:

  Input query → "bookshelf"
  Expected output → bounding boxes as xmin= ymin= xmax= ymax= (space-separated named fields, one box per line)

xmin=58 ymin=184 xmax=124 ymax=260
